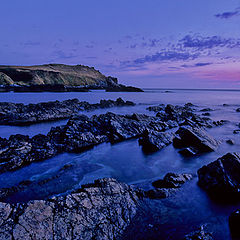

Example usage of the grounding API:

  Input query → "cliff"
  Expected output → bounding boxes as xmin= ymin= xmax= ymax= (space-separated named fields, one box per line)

xmin=0 ymin=64 xmax=143 ymax=92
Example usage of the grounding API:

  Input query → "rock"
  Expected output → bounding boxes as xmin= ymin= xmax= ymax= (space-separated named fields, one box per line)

xmin=198 ymin=153 xmax=240 ymax=197
xmin=226 ymin=139 xmax=234 ymax=145
xmin=183 ymin=225 xmax=213 ymax=240
xmin=200 ymin=108 xmax=213 ymax=112
xmin=146 ymin=104 xmax=165 ymax=112
xmin=152 ymin=173 xmax=192 ymax=188
xmin=213 ymin=120 xmax=229 ymax=126
xmin=173 ymin=126 xmax=218 ymax=153
xmin=233 ymin=129 xmax=240 ymax=134
xmin=236 ymin=108 xmax=240 ymax=112
xmin=229 ymin=209 xmax=240 ymax=239
xmin=202 ymin=112 xmax=210 ymax=116
xmin=0 ymin=178 xmax=140 ymax=240
xmin=138 ymin=130 xmax=174 ymax=153
xmin=0 ymin=98 xmax=135 ymax=125
xmin=144 ymin=173 xmax=192 ymax=199
xmin=178 ymin=147 xmax=197 ymax=157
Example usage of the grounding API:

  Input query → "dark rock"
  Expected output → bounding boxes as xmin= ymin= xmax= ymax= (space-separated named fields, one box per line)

xmin=223 ymin=103 xmax=229 ymax=107
xmin=145 ymin=173 xmax=192 ymax=199
xmin=173 ymin=126 xmax=218 ymax=153
xmin=213 ymin=120 xmax=229 ymax=126
xmin=229 ymin=209 xmax=240 ymax=239
xmin=183 ymin=225 xmax=213 ymax=240
xmin=198 ymin=152 xmax=240 ymax=197
xmin=0 ymin=178 xmax=140 ymax=240
xmin=202 ymin=112 xmax=210 ymax=116
xmin=233 ymin=129 xmax=240 ymax=134
xmin=226 ymin=139 xmax=234 ymax=145
xmin=200 ymin=108 xmax=213 ymax=112
xmin=139 ymin=130 xmax=174 ymax=153
xmin=0 ymin=98 xmax=135 ymax=125
xmin=146 ymin=104 xmax=165 ymax=112
xmin=179 ymin=147 xmax=197 ymax=157
xmin=236 ymin=108 xmax=240 ymax=112
xmin=152 ymin=173 xmax=192 ymax=188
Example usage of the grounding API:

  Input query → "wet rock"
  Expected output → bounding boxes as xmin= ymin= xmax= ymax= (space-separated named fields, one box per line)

xmin=233 ymin=129 xmax=240 ymax=134
xmin=236 ymin=108 xmax=240 ymax=112
xmin=198 ymin=153 xmax=240 ymax=197
xmin=178 ymin=147 xmax=197 ymax=157
xmin=145 ymin=173 xmax=192 ymax=199
xmin=152 ymin=173 xmax=192 ymax=188
xmin=173 ymin=126 xmax=218 ymax=153
xmin=229 ymin=209 xmax=240 ymax=239
xmin=0 ymin=98 xmax=135 ymax=125
xmin=213 ymin=120 xmax=229 ymax=126
xmin=0 ymin=178 xmax=140 ymax=240
xmin=183 ymin=225 xmax=213 ymax=240
xmin=138 ymin=130 xmax=174 ymax=153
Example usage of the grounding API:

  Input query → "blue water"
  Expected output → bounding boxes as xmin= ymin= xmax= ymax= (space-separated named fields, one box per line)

xmin=1 ymin=89 xmax=240 ymax=239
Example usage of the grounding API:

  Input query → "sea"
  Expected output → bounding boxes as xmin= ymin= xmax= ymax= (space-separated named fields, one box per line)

xmin=1 ymin=88 xmax=240 ymax=239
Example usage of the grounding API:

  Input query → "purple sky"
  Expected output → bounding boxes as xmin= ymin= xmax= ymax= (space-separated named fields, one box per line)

xmin=1 ymin=0 xmax=240 ymax=88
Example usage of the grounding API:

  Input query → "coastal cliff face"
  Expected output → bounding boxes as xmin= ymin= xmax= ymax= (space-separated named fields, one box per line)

xmin=0 ymin=64 xmax=142 ymax=92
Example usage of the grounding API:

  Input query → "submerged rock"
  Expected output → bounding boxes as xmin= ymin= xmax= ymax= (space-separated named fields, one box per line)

xmin=198 ymin=152 xmax=240 ymax=197
xmin=0 ymin=178 xmax=140 ymax=240
xmin=173 ymin=126 xmax=218 ymax=154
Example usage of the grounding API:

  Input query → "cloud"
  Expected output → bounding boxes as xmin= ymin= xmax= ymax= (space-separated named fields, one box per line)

xmin=215 ymin=8 xmax=239 ymax=19
xmin=133 ymin=50 xmax=199 ymax=64
xmin=181 ymin=62 xmax=212 ymax=68
xmin=180 ymin=35 xmax=240 ymax=50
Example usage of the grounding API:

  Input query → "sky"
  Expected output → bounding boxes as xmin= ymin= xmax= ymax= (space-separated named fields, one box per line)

xmin=0 ymin=0 xmax=240 ymax=89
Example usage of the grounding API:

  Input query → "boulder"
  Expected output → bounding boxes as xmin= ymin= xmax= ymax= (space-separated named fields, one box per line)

xmin=173 ymin=126 xmax=218 ymax=153
xmin=139 ymin=130 xmax=174 ymax=153
xmin=0 ymin=178 xmax=140 ymax=240
xmin=198 ymin=153 xmax=240 ymax=197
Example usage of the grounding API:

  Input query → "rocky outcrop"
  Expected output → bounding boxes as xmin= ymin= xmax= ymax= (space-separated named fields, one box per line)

xmin=0 ymin=112 xmax=175 ymax=173
xmin=145 ymin=173 xmax=192 ymax=199
xmin=0 ymin=72 xmax=14 ymax=85
xmin=0 ymin=64 xmax=143 ymax=92
xmin=197 ymin=153 xmax=240 ymax=197
xmin=173 ymin=126 xmax=218 ymax=155
xmin=0 ymin=178 xmax=140 ymax=240
xmin=0 ymin=98 xmax=135 ymax=125
xmin=138 ymin=129 xmax=174 ymax=153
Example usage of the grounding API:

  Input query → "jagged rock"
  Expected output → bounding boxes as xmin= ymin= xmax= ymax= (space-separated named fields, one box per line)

xmin=202 ymin=112 xmax=210 ymax=116
xmin=229 ymin=209 xmax=240 ymax=239
xmin=198 ymin=153 xmax=240 ymax=197
xmin=183 ymin=225 xmax=213 ymax=240
xmin=173 ymin=126 xmax=218 ymax=153
xmin=233 ymin=129 xmax=240 ymax=134
xmin=138 ymin=130 xmax=174 ymax=152
xmin=213 ymin=120 xmax=229 ymax=126
xmin=0 ymin=178 xmax=140 ymax=240
xmin=0 ymin=98 xmax=135 ymax=125
xmin=236 ymin=108 xmax=240 ymax=112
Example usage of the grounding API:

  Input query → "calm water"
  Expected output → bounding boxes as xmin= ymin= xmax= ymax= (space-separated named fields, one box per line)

xmin=1 ymin=89 xmax=240 ymax=239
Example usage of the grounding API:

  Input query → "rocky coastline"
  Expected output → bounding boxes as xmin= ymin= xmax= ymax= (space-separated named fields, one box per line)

xmin=0 ymin=99 xmax=239 ymax=239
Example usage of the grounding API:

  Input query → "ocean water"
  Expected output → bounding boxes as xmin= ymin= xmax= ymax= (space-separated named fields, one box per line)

xmin=1 ymin=89 xmax=240 ymax=239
